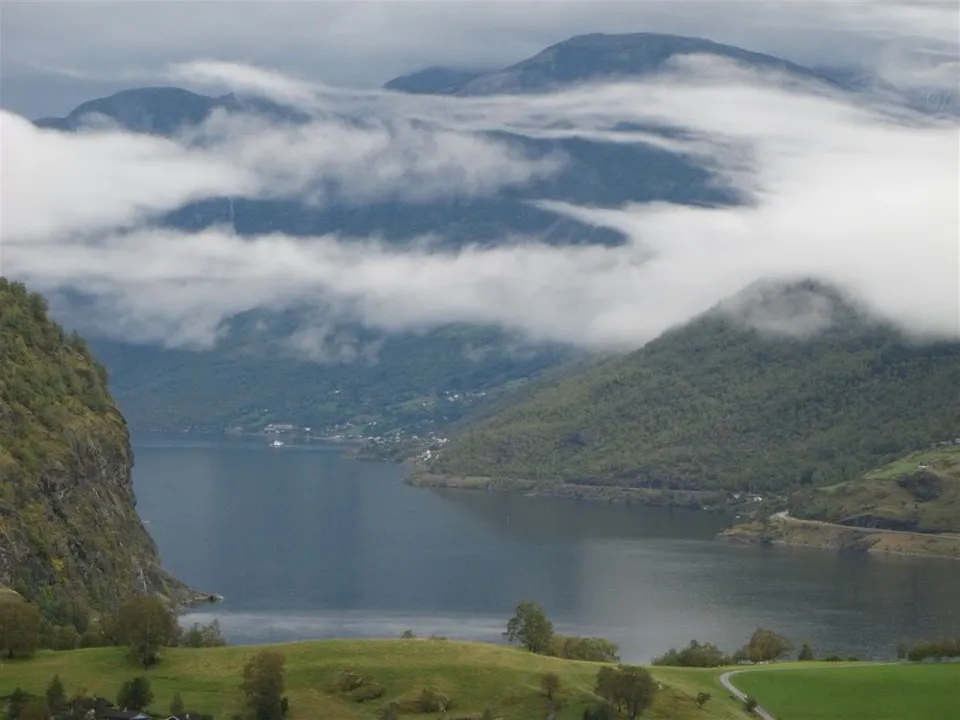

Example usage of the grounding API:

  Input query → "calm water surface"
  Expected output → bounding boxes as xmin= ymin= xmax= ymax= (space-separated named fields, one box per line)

xmin=133 ymin=436 xmax=960 ymax=662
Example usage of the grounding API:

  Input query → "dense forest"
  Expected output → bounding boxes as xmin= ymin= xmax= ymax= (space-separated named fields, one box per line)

xmin=429 ymin=288 xmax=960 ymax=496
xmin=0 ymin=279 xmax=189 ymax=625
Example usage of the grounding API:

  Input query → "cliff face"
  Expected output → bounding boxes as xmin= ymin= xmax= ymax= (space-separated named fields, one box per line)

xmin=0 ymin=279 xmax=192 ymax=620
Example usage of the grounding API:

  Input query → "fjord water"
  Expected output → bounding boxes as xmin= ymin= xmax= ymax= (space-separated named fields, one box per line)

xmin=133 ymin=436 xmax=960 ymax=662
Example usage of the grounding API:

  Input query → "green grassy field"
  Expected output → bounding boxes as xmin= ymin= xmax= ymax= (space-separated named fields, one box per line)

xmin=0 ymin=640 xmax=745 ymax=720
xmin=731 ymin=663 xmax=960 ymax=720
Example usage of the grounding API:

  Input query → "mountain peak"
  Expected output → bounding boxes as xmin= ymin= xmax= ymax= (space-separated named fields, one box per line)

xmin=382 ymin=32 xmax=833 ymax=97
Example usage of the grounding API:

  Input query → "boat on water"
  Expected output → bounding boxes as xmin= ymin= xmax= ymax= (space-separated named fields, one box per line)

xmin=270 ymin=439 xmax=285 ymax=448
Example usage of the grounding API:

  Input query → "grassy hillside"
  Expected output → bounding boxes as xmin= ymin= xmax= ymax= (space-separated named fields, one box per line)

xmin=428 ymin=292 xmax=960 ymax=498
xmin=789 ymin=446 xmax=960 ymax=532
xmin=0 ymin=640 xmax=744 ymax=720
xmin=732 ymin=664 xmax=960 ymax=720
xmin=0 ymin=279 xmax=191 ymax=623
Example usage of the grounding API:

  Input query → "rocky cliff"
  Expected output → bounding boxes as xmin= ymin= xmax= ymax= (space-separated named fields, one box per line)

xmin=0 ymin=278 xmax=194 ymax=623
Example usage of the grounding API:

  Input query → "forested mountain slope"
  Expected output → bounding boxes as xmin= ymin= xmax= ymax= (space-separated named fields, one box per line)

xmin=427 ymin=289 xmax=960 ymax=497
xmin=789 ymin=446 xmax=960 ymax=533
xmin=0 ymin=279 xmax=191 ymax=624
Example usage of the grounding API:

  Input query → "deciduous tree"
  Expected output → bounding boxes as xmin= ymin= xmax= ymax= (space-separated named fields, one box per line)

xmin=0 ymin=599 xmax=41 ymax=658
xmin=115 ymin=596 xmax=177 ymax=668
xmin=594 ymin=666 xmax=657 ymax=720
xmin=737 ymin=628 xmax=792 ymax=663
xmin=241 ymin=650 xmax=287 ymax=720
xmin=504 ymin=601 xmax=554 ymax=654
xmin=541 ymin=672 xmax=560 ymax=701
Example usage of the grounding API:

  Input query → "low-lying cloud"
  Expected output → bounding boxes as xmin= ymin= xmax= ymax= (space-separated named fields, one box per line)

xmin=2 ymin=52 xmax=957 ymax=353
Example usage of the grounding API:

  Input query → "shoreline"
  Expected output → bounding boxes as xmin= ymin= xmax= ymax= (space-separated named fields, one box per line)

xmin=719 ymin=514 xmax=960 ymax=560
xmin=406 ymin=471 xmax=731 ymax=511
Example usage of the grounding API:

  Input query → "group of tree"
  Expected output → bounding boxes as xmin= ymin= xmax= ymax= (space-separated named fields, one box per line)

xmin=4 ymin=653 xmax=286 ymax=720
xmin=652 ymin=628 xmax=798 ymax=668
xmin=652 ymin=640 xmax=730 ymax=668
xmin=897 ymin=637 xmax=960 ymax=662
xmin=504 ymin=602 xmax=619 ymax=662
xmin=0 ymin=593 xmax=226 ymax=662
xmin=3 ymin=674 xmax=210 ymax=720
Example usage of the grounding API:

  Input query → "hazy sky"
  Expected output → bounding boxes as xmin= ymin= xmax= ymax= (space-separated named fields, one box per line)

xmin=2 ymin=1 xmax=958 ymax=116
xmin=1 ymin=1 xmax=958 ymax=356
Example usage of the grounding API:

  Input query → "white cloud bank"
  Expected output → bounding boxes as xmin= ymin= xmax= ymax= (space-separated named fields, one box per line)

xmin=2 ymin=51 xmax=958 ymax=352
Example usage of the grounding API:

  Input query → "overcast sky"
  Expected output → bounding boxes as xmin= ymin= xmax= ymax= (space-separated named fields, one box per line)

xmin=1 ymin=1 xmax=958 ymax=356
xmin=2 ymin=1 xmax=958 ymax=117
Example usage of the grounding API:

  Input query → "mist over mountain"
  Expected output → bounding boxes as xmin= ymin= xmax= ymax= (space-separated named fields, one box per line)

xmin=7 ymin=29 xmax=958 ymax=437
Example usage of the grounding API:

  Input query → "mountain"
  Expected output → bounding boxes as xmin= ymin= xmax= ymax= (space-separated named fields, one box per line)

xmin=788 ymin=445 xmax=960 ymax=533
xmin=421 ymin=283 xmax=960 ymax=502
xmin=34 ymin=86 xmax=309 ymax=133
xmin=0 ymin=279 xmax=195 ymax=625
xmin=383 ymin=32 xmax=838 ymax=96
xmin=28 ymin=33 xmax=858 ymax=436
xmin=90 ymin=323 xmax=575 ymax=435
xmin=34 ymin=86 xmax=229 ymax=133
xmin=383 ymin=66 xmax=487 ymax=94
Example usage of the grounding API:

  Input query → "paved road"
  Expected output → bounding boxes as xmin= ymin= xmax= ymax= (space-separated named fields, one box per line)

xmin=718 ymin=670 xmax=775 ymax=720
xmin=771 ymin=509 xmax=960 ymax=542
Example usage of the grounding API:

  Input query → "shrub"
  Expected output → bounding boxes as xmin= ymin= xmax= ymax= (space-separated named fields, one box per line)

xmin=553 ymin=635 xmax=620 ymax=662
xmin=333 ymin=670 xmax=367 ymax=692
xmin=349 ymin=683 xmax=384 ymax=702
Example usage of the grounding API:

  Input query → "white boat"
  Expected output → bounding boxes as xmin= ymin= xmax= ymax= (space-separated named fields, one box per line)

xmin=270 ymin=439 xmax=285 ymax=448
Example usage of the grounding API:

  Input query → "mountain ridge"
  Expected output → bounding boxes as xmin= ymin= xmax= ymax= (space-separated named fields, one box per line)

xmin=0 ymin=278 xmax=198 ymax=626
xmin=422 ymin=283 xmax=960 ymax=500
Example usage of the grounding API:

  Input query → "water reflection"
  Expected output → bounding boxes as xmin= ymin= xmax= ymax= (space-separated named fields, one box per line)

xmin=133 ymin=436 xmax=960 ymax=662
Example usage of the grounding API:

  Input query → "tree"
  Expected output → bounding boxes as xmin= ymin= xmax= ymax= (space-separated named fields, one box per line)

xmin=617 ymin=666 xmax=657 ymax=720
xmin=0 ymin=599 xmax=42 ymax=658
xmin=541 ymin=672 xmax=560 ymax=702
xmin=744 ymin=696 xmax=759 ymax=713
xmin=797 ymin=643 xmax=815 ymax=661
xmin=241 ymin=650 xmax=286 ymax=720
xmin=595 ymin=667 xmax=623 ymax=712
xmin=115 ymin=596 xmax=178 ymax=668
xmin=696 ymin=691 xmax=711 ymax=709
xmin=45 ymin=674 xmax=68 ymax=714
xmin=595 ymin=666 xmax=657 ymax=720
xmin=170 ymin=691 xmax=185 ymax=715
xmin=118 ymin=677 xmax=154 ymax=712
xmin=504 ymin=601 xmax=554 ymax=654
xmin=181 ymin=619 xmax=227 ymax=648
xmin=738 ymin=628 xmax=792 ymax=662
